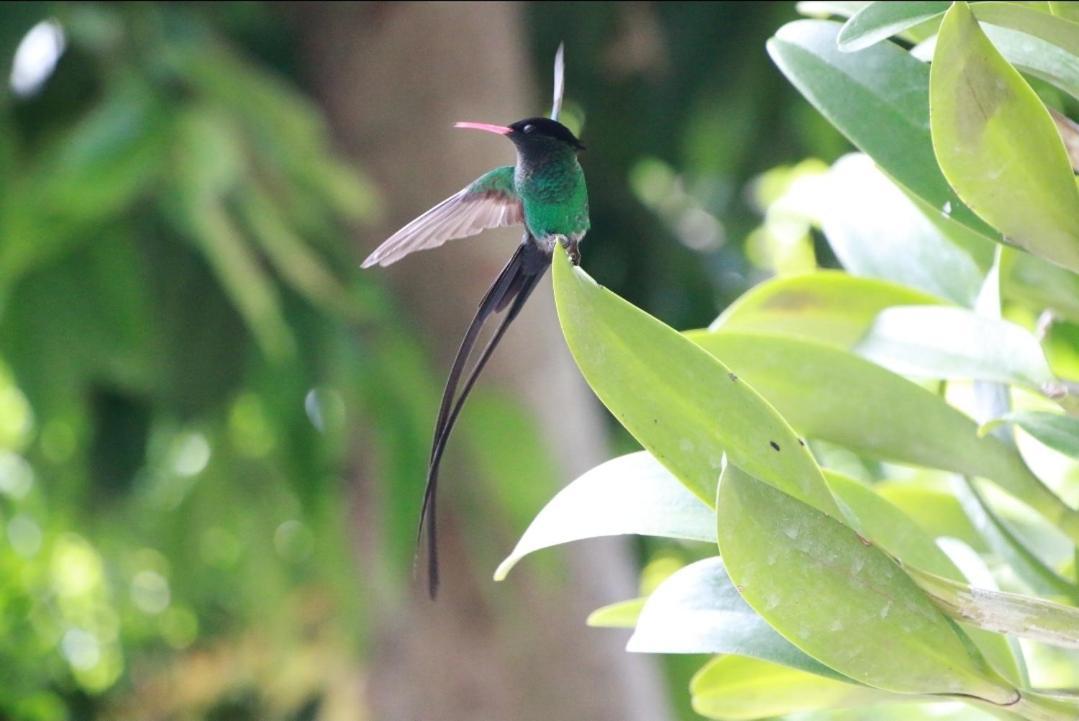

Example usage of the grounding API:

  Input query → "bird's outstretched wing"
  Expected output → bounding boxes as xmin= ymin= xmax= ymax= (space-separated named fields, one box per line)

xmin=550 ymin=42 xmax=565 ymax=121
xmin=361 ymin=166 xmax=522 ymax=268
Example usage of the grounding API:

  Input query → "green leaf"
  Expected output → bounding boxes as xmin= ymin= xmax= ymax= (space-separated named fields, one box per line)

xmin=952 ymin=476 xmax=1078 ymax=601
xmin=839 ymin=2 xmax=1079 ymax=101
xmin=981 ymin=411 xmax=1079 ymax=458
xmin=716 ymin=463 xmax=1016 ymax=701
xmin=819 ymin=154 xmax=986 ymax=305
xmin=711 ymin=271 xmax=946 ymax=349
xmin=690 ymin=656 xmax=887 ymax=721
xmin=796 ymin=1 xmax=869 ymax=20
xmin=170 ymin=108 xmax=294 ymax=359
xmin=1051 ymin=108 xmax=1079 ymax=171
xmin=587 ymin=598 xmax=646 ymax=628
xmin=688 ymin=330 xmax=1079 ymax=543
xmin=237 ymin=188 xmax=357 ymax=318
xmin=551 ymin=248 xmax=839 ymax=516
xmin=1051 ymin=1 xmax=1079 ymax=22
xmin=975 ymin=3 xmax=1079 ymax=102
xmin=501 ymin=444 xmax=1036 ymax=686
xmin=1009 ymin=253 xmax=1079 ymax=324
xmin=916 ymin=26 xmax=1079 ymax=104
xmin=0 ymin=82 xmax=168 ymax=286
xmin=968 ymin=247 xmax=1013 ymax=432
xmin=930 ymin=2 xmax=1079 ymax=273
xmin=628 ymin=557 xmax=847 ymax=680
xmin=494 ymin=452 xmax=714 ymax=581
xmin=837 ymin=1 xmax=951 ymax=52
xmin=903 ymin=186 xmax=998 ymax=271
xmin=855 ymin=306 xmax=1055 ymax=387
xmin=183 ymin=201 xmax=294 ymax=360
xmin=768 ymin=20 xmax=996 ymax=242
xmin=908 ymin=565 xmax=1079 ymax=649
xmin=825 ymin=471 xmax=1025 ymax=685
xmin=825 ymin=472 xmax=962 ymax=577
xmin=876 ymin=483 xmax=988 ymax=552
xmin=1014 ymin=692 xmax=1079 ymax=721
xmin=503 ymin=442 xmax=1038 ymax=687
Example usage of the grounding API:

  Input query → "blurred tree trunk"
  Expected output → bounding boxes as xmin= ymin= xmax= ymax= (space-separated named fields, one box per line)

xmin=294 ymin=3 xmax=672 ymax=721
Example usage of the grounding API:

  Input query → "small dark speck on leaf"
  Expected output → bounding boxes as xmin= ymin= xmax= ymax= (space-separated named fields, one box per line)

xmin=728 ymin=372 xmax=738 ymax=381
xmin=769 ymin=441 xmax=780 ymax=451
xmin=856 ymin=533 xmax=872 ymax=547
xmin=798 ymin=439 xmax=806 ymax=447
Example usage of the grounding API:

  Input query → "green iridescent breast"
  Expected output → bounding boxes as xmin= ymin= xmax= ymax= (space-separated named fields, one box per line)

xmin=516 ymin=157 xmax=590 ymax=240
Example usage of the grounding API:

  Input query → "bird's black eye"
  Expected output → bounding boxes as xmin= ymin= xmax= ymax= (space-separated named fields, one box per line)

xmin=523 ymin=124 xmax=535 ymax=134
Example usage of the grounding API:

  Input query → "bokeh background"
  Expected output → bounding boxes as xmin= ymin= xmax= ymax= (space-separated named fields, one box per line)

xmin=0 ymin=3 xmax=846 ymax=719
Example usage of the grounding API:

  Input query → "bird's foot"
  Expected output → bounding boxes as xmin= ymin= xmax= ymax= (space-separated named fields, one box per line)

xmin=555 ymin=236 xmax=581 ymax=266
xmin=568 ymin=243 xmax=581 ymax=266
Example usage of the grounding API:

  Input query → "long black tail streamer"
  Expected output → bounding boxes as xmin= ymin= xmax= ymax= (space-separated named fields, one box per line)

xmin=417 ymin=239 xmax=552 ymax=598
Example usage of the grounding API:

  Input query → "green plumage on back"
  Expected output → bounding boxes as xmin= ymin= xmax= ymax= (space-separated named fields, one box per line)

xmin=468 ymin=165 xmax=517 ymax=197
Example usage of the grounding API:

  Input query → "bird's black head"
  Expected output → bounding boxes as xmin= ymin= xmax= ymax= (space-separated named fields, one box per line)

xmin=508 ymin=117 xmax=585 ymax=151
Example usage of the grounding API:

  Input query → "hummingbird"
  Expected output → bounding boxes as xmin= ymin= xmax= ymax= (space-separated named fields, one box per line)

xmin=361 ymin=45 xmax=588 ymax=597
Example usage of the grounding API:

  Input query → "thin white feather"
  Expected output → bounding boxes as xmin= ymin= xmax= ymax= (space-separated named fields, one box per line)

xmin=550 ymin=42 xmax=565 ymax=121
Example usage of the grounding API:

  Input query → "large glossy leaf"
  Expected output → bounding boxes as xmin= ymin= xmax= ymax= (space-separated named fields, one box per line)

xmin=820 ymin=155 xmax=985 ymax=305
xmin=500 ymin=450 xmax=1019 ymax=685
xmin=852 ymin=2 xmax=1079 ymax=103
xmin=972 ymin=3 xmax=1079 ymax=101
xmin=930 ymin=2 xmax=1079 ymax=273
xmin=855 ymin=305 xmax=1055 ymax=388
xmin=767 ymin=20 xmax=995 ymax=241
xmin=826 ymin=472 xmax=1023 ymax=684
xmin=494 ymin=452 xmax=714 ymax=580
xmin=837 ymin=1 xmax=951 ymax=52
xmin=688 ymin=330 xmax=1079 ymax=543
xmin=551 ymin=248 xmax=839 ymax=516
xmin=716 ymin=464 xmax=1016 ymax=701
xmin=916 ymin=26 xmax=1079 ymax=103
xmin=842 ymin=2 xmax=1079 ymax=101
xmin=690 ymin=656 xmax=888 ymax=721
xmin=710 ymin=271 xmax=946 ymax=348
xmin=628 ymin=557 xmax=846 ymax=680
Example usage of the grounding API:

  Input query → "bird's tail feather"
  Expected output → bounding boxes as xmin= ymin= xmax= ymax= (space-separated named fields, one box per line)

xmin=417 ymin=240 xmax=551 ymax=598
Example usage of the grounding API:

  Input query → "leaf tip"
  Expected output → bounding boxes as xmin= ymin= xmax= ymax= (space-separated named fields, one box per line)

xmin=493 ymin=557 xmax=516 ymax=581
xmin=975 ymin=419 xmax=1001 ymax=438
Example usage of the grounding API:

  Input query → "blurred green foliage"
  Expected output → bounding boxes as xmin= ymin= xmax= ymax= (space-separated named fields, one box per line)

xmin=0 ymin=3 xmax=439 ymax=718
